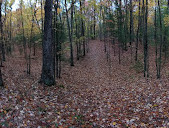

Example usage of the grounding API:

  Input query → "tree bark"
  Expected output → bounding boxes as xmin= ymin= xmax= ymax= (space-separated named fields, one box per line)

xmin=154 ymin=5 xmax=158 ymax=78
xmin=144 ymin=0 xmax=149 ymax=78
xmin=157 ymin=0 xmax=163 ymax=78
xmin=80 ymin=0 xmax=85 ymax=56
xmin=93 ymin=4 xmax=96 ymax=39
xmin=41 ymin=0 xmax=44 ymax=34
xmin=124 ymin=0 xmax=128 ymax=51
xmin=130 ymin=0 xmax=133 ymax=62
xmin=40 ymin=0 xmax=55 ymax=86
xmin=135 ymin=0 xmax=141 ymax=61
xmin=65 ymin=0 xmax=74 ymax=66
xmin=20 ymin=0 xmax=27 ymax=59
xmin=0 ymin=1 xmax=3 ymax=86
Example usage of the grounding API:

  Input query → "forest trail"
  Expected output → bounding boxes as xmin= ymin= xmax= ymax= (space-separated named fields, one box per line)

xmin=58 ymin=40 xmax=169 ymax=127
xmin=0 ymin=40 xmax=169 ymax=127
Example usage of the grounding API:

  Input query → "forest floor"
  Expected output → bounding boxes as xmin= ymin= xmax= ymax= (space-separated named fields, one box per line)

xmin=0 ymin=40 xmax=169 ymax=128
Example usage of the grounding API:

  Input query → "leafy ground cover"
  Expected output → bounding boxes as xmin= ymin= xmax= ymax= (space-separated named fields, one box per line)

xmin=0 ymin=40 xmax=169 ymax=127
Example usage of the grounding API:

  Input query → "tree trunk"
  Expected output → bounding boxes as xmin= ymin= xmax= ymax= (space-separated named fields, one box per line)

xmin=130 ymin=0 xmax=133 ymax=62
xmin=154 ymin=5 xmax=159 ymax=78
xmin=124 ymin=0 xmax=128 ymax=51
xmin=41 ymin=0 xmax=44 ymax=34
xmin=74 ymin=8 xmax=80 ymax=60
xmin=144 ymin=0 xmax=149 ymax=78
xmin=119 ymin=0 xmax=122 ymax=64
xmin=0 ymin=1 xmax=3 ymax=86
xmin=135 ymin=0 xmax=141 ymax=61
xmin=80 ymin=0 xmax=85 ymax=56
xmin=20 ymin=0 xmax=27 ymax=59
xmin=9 ymin=7 xmax=13 ymax=54
xmin=40 ymin=0 xmax=55 ymax=86
xmin=99 ymin=0 xmax=102 ymax=41
xmin=157 ymin=0 xmax=163 ymax=78
xmin=94 ymin=6 xmax=96 ymax=39
xmin=65 ymin=0 xmax=74 ymax=66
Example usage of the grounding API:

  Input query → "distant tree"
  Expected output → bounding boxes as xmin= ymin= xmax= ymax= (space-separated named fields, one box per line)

xmin=129 ymin=0 xmax=133 ymax=62
xmin=41 ymin=0 xmax=44 ymax=34
xmin=40 ymin=0 xmax=55 ymax=85
xmin=99 ymin=0 xmax=102 ymax=41
xmin=143 ymin=0 xmax=149 ymax=78
xmin=20 ymin=0 xmax=27 ymax=59
xmin=157 ymin=0 xmax=163 ymax=78
xmin=53 ymin=0 xmax=62 ymax=78
xmin=154 ymin=1 xmax=158 ymax=78
xmin=93 ymin=0 xmax=96 ymax=39
xmin=119 ymin=0 xmax=123 ymax=64
xmin=9 ymin=0 xmax=15 ymax=55
xmin=74 ymin=6 xmax=80 ymax=60
xmin=124 ymin=0 xmax=128 ymax=51
xmin=0 ymin=0 xmax=5 ymax=63
xmin=80 ymin=0 xmax=85 ymax=56
xmin=65 ymin=0 xmax=74 ymax=66
xmin=135 ymin=0 xmax=141 ymax=61
xmin=27 ymin=0 xmax=37 ymax=74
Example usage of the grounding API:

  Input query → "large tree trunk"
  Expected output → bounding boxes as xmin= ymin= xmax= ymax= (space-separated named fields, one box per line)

xmin=0 ymin=1 xmax=3 ymax=86
xmin=40 ymin=0 xmax=55 ymax=86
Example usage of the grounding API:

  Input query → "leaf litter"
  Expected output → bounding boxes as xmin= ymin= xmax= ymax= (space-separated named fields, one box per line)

xmin=0 ymin=40 xmax=169 ymax=127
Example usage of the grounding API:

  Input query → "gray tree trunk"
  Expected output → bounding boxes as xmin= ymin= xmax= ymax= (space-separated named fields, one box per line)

xmin=40 ymin=0 xmax=55 ymax=86
xmin=0 ymin=2 xmax=3 ymax=86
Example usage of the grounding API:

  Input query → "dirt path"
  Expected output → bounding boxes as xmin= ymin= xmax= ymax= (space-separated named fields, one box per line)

xmin=0 ymin=40 xmax=169 ymax=127
xmin=57 ymin=40 xmax=169 ymax=127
